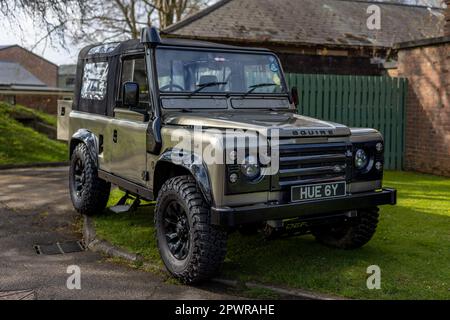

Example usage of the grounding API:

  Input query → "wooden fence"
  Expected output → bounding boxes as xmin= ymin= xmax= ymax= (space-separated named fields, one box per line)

xmin=286 ymin=74 xmax=408 ymax=170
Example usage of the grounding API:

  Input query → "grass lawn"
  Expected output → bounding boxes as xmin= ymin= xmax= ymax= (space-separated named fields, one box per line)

xmin=0 ymin=102 xmax=67 ymax=165
xmin=94 ymin=171 xmax=450 ymax=299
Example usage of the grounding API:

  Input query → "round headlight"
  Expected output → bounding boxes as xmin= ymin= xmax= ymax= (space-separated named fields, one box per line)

xmin=241 ymin=155 xmax=261 ymax=179
xmin=354 ymin=149 xmax=368 ymax=169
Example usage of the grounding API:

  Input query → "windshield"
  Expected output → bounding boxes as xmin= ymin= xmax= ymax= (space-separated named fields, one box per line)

xmin=155 ymin=48 xmax=287 ymax=95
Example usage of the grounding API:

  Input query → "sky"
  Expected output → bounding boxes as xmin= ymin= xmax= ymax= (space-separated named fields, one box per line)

xmin=0 ymin=15 xmax=82 ymax=66
xmin=0 ymin=0 xmax=446 ymax=66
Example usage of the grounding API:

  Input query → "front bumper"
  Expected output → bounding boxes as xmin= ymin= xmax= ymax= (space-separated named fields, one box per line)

xmin=211 ymin=188 xmax=396 ymax=226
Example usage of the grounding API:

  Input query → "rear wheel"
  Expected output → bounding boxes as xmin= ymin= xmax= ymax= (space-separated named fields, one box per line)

xmin=69 ymin=143 xmax=110 ymax=216
xmin=311 ymin=208 xmax=379 ymax=249
xmin=155 ymin=175 xmax=227 ymax=284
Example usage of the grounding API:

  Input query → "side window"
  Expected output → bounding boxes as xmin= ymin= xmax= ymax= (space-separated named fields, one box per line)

xmin=81 ymin=62 xmax=108 ymax=100
xmin=120 ymin=57 xmax=149 ymax=106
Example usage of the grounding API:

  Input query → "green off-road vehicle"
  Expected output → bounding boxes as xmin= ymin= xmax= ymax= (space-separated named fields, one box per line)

xmin=58 ymin=27 xmax=396 ymax=283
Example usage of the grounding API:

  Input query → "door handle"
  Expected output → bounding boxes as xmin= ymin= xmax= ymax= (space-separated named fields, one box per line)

xmin=113 ymin=129 xmax=118 ymax=143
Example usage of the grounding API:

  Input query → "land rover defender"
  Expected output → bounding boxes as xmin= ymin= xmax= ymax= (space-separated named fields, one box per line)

xmin=59 ymin=27 xmax=396 ymax=283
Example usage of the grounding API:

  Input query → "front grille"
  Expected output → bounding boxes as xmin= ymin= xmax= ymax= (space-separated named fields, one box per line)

xmin=272 ymin=141 xmax=351 ymax=190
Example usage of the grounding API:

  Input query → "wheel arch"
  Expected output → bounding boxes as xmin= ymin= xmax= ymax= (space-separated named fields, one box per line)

xmin=69 ymin=129 xmax=99 ymax=168
xmin=154 ymin=149 xmax=213 ymax=205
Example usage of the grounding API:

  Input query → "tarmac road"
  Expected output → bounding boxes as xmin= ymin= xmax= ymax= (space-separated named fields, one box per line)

xmin=0 ymin=167 xmax=235 ymax=300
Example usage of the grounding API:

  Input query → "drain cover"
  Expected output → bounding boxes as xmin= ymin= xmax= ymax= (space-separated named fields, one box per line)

xmin=0 ymin=290 xmax=35 ymax=300
xmin=34 ymin=240 xmax=85 ymax=255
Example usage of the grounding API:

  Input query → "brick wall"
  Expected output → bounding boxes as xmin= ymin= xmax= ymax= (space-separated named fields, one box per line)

xmin=397 ymin=40 xmax=450 ymax=176
xmin=0 ymin=94 xmax=60 ymax=114
xmin=446 ymin=1 xmax=450 ymax=36
xmin=0 ymin=46 xmax=58 ymax=87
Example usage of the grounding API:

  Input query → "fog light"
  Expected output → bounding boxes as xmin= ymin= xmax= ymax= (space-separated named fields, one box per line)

xmin=376 ymin=142 xmax=383 ymax=152
xmin=354 ymin=149 xmax=368 ymax=169
xmin=375 ymin=161 xmax=383 ymax=171
xmin=229 ymin=173 xmax=238 ymax=183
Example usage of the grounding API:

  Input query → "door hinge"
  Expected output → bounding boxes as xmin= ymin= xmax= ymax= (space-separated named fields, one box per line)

xmin=141 ymin=171 xmax=149 ymax=181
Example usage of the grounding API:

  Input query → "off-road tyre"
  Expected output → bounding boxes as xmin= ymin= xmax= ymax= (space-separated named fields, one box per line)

xmin=69 ymin=143 xmax=110 ymax=216
xmin=155 ymin=175 xmax=227 ymax=284
xmin=311 ymin=208 xmax=379 ymax=249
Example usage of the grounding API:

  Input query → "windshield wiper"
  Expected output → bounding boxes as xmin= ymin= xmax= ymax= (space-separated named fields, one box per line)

xmin=244 ymin=83 xmax=279 ymax=96
xmin=188 ymin=81 xmax=227 ymax=96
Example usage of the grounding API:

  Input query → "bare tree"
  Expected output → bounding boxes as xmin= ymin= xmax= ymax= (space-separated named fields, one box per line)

xmin=73 ymin=0 xmax=158 ymax=42
xmin=0 ymin=0 xmax=86 ymax=48
xmin=0 ymin=0 xmax=212 ymax=48
xmin=155 ymin=0 xmax=209 ymax=29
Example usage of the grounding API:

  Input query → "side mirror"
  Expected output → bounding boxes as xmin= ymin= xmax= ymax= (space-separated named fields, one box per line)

xmin=123 ymin=82 xmax=139 ymax=109
xmin=290 ymin=87 xmax=299 ymax=107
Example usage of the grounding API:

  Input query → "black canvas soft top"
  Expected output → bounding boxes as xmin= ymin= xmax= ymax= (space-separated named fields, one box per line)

xmin=79 ymin=37 xmax=271 ymax=60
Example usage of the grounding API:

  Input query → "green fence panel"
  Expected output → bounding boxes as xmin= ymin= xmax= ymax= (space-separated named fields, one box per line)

xmin=286 ymin=73 xmax=407 ymax=170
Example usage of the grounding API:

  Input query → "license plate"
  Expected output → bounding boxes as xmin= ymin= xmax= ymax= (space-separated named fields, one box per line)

xmin=291 ymin=181 xmax=346 ymax=202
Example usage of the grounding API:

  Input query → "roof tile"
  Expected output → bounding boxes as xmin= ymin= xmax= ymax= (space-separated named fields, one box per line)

xmin=164 ymin=0 xmax=445 ymax=48
xmin=0 ymin=61 xmax=47 ymax=87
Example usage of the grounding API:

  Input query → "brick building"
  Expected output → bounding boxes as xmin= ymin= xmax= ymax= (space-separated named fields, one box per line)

xmin=395 ymin=2 xmax=450 ymax=176
xmin=0 ymin=45 xmax=72 ymax=114
xmin=163 ymin=0 xmax=446 ymax=75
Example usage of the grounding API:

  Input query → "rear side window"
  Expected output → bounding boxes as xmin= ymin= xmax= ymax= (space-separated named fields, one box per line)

xmin=81 ymin=62 xmax=109 ymax=100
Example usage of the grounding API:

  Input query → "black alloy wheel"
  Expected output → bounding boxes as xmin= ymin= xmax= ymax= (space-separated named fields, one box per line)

xmin=73 ymin=158 xmax=85 ymax=197
xmin=163 ymin=201 xmax=190 ymax=260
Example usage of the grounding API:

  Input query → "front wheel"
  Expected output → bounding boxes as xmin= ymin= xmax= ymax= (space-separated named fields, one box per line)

xmin=155 ymin=175 xmax=227 ymax=284
xmin=311 ymin=208 xmax=379 ymax=249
